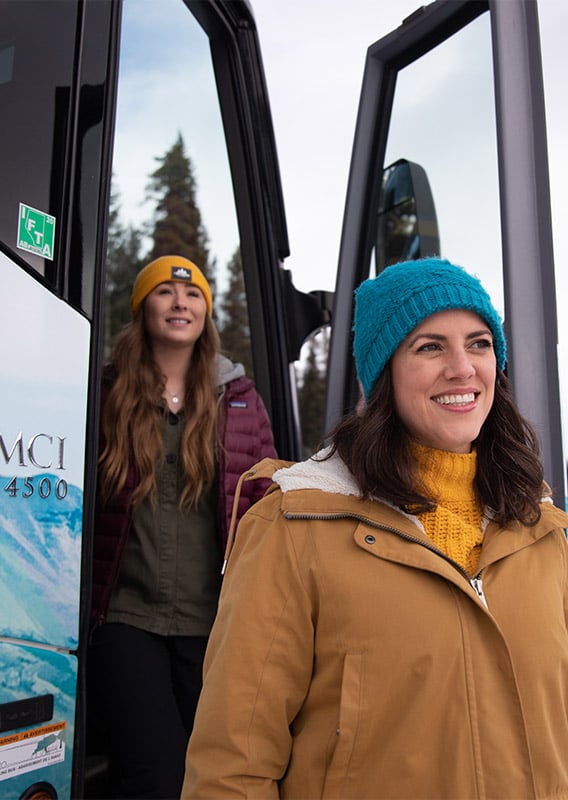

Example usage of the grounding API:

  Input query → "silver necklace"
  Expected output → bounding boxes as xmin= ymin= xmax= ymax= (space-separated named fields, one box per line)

xmin=165 ymin=387 xmax=182 ymax=405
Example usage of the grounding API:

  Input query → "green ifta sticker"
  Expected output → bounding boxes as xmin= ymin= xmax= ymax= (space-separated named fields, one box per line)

xmin=17 ymin=202 xmax=56 ymax=260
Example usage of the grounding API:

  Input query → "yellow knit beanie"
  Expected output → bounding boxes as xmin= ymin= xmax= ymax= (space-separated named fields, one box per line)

xmin=130 ymin=255 xmax=213 ymax=316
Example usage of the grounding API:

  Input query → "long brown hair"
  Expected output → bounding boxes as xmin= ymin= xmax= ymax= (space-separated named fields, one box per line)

xmin=328 ymin=367 xmax=544 ymax=526
xmin=98 ymin=310 xmax=220 ymax=509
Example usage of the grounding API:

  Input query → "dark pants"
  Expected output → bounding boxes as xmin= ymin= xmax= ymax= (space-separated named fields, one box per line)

xmin=87 ymin=623 xmax=208 ymax=799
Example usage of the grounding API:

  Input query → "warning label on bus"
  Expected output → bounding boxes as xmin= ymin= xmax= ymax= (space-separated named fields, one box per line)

xmin=0 ymin=721 xmax=66 ymax=782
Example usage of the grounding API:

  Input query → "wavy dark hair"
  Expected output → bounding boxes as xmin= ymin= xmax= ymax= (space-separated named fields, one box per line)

xmin=328 ymin=366 xmax=544 ymax=526
xmin=98 ymin=308 xmax=220 ymax=510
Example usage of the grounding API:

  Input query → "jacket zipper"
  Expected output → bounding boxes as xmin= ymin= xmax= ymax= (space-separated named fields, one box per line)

xmin=470 ymin=576 xmax=487 ymax=607
xmin=283 ymin=510 xmax=487 ymax=607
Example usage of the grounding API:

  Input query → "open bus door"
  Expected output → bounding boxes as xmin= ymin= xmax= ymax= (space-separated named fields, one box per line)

xmin=0 ymin=1 xmax=325 ymax=797
xmin=326 ymin=0 xmax=566 ymax=508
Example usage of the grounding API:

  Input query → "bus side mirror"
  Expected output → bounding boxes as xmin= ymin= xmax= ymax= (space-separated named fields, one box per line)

xmin=375 ymin=158 xmax=440 ymax=273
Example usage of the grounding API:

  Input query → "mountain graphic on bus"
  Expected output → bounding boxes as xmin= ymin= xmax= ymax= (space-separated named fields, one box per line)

xmin=0 ymin=474 xmax=83 ymax=649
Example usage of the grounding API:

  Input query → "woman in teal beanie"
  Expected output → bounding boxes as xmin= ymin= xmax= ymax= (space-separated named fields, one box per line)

xmin=353 ymin=257 xmax=507 ymax=400
xmin=183 ymin=257 xmax=568 ymax=799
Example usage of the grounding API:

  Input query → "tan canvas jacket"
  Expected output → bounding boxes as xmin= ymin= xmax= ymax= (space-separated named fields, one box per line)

xmin=183 ymin=453 xmax=568 ymax=799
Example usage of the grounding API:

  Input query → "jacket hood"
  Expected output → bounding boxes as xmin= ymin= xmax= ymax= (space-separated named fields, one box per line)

xmin=216 ymin=353 xmax=245 ymax=388
xmin=268 ymin=449 xmax=568 ymax=548
xmin=273 ymin=447 xmax=362 ymax=497
xmin=269 ymin=450 xmax=435 ymax=538
xmin=224 ymin=455 xmax=568 ymax=593
xmin=272 ymin=446 xmax=560 ymax=508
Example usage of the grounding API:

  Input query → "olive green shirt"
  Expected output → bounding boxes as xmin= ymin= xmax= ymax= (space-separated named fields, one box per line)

xmin=107 ymin=409 xmax=222 ymax=636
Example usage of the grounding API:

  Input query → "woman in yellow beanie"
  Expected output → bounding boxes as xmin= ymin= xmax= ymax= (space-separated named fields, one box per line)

xmin=87 ymin=255 xmax=276 ymax=799
xmin=183 ymin=258 xmax=568 ymax=800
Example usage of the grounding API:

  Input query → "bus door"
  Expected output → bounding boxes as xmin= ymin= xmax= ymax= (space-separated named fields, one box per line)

xmin=325 ymin=0 xmax=565 ymax=505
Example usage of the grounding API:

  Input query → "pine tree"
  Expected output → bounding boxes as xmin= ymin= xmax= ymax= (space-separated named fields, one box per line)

xmin=104 ymin=183 xmax=143 ymax=357
xmin=217 ymin=247 xmax=253 ymax=377
xmin=145 ymin=132 xmax=215 ymax=295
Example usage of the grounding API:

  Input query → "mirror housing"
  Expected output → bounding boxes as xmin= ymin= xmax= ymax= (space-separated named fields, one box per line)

xmin=281 ymin=268 xmax=333 ymax=361
xmin=375 ymin=158 xmax=440 ymax=273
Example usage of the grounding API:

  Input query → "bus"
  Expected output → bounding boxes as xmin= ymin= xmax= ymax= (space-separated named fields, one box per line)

xmin=0 ymin=0 xmax=563 ymax=798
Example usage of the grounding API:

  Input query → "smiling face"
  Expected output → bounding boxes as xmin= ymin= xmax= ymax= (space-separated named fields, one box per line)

xmin=390 ymin=309 xmax=497 ymax=453
xmin=143 ymin=280 xmax=208 ymax=352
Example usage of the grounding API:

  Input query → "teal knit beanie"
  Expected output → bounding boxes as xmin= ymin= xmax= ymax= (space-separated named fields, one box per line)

xmin=353 ymin=257 xmax=507 ymax=400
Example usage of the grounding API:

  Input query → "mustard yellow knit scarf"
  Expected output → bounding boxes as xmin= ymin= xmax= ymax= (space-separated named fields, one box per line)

xmin=411 ymin=443 xmax=483 ymax=576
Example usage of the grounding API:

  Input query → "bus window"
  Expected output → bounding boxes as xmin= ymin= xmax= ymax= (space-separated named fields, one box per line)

xmin=381 ymin=11 xmax=502 ymax=313
xmin=106 ymin=0 xmax=249 ymax=370
xmin=0 ymin=0 xmax=79 ymax=283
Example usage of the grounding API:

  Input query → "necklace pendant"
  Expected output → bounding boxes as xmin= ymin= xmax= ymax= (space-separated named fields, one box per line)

xmin=172 ymin=396 xmax=179 ymax=404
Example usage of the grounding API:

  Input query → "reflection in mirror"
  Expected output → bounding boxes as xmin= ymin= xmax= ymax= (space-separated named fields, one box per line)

xmin=105 ymin=0 xmax=250 ymax=369
xmin=376 ymin=158 xmax=440 ymax=273
xmin=378 ymin=11 xmax=503 ymax=314
xmin=296 ymin=327 xmax=330 ymax=457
